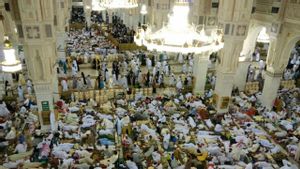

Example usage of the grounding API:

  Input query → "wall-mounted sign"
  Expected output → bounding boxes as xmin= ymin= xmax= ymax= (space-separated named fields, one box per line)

xmin=41 ymin=101 xmax=50 ymax=111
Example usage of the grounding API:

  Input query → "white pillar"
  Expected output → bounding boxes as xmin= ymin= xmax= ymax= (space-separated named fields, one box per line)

xmin=34 ymin=83 xmax=55 ymax=130
xmin=193 ymin=53 xmax=209 ymax=95
xmin=108 ymin=10 xmax=113 ymax=24
xmin=52 ymin=72 xmax=60 ymax=102
xmin=234 ymin=61 xmax=251 ymax=91
xmin=214 ymin=72 xmax=235 ymax=113
xmin=56 ymin=31 xmax=67 ymax=61
xmin=83 ymin=0 xmax=92 ymax=28
xmin=102 ymin=11 xmax=106 ymax=23
xmin=261 ymin=72 xmax=282 ymax=109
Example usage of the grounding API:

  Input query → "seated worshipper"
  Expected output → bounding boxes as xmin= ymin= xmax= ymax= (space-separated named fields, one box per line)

xmin=14 ymin=135 xmax=28 ymax=154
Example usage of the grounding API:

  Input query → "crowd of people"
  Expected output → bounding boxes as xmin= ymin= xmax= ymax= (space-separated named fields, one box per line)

xmin=285 ymin=45 xmax=300 ymax=81
xmin=1 ymin=6 xmax=299 ymax=169
xmin=0 ymin=81 xmax=299 ymax=168
xmin=59 ymin=51 xmax=195 ymax=96
xmin=70 ymin=7 xmax=85 ymax=24
xmin=110 ymin=16 xmax=135 ymax=44
xmin=65 ymin=28 xmax=117 ymax=65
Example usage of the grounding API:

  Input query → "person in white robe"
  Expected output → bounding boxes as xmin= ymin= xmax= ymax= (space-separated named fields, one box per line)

xmin=27 ymin=86 xmax=32 ymax=95
xmin=105 ymin=70 xmax=110 ymax=84
xmin=72 ymin=59 xmax=78 ymax=71
xmin=291 ymin=54 xmax=297 ymax=65
xmin=188 ymin=65 xmax=193 ymax=74
xmin=256 ymin=52 xmax=260 ymax=61
xmin=164 ymin=64 xmax=169 ymax=76
xmin=61 ymin=79 xmax=68 ymax=92
xmin=147 ymin=58 xmax=152 ymax=70
xmin=169 ymin=74 xmax=176 ymax=86
xmin=152 ymin=66 xmax=157 ymax=76
xmin=112 ymin=73 xmax=118 ymax=85
xmin=156 ymin=61 xmax=161 ymax=69
xmin=18 ymin=86 xmax=24 ymax=101
xmin=50 ymin=111 xmax=57 ymax=132
xmin=126 ymin=160 xmax=138 ymax=169
xmin=120 ymin=75 xmax=128 ymax=89
xmin=176 ymin=78 xmax=183 ymax=90
xmin=182 ymin=63 xmax=187 ymax=73
xmin=178 ymin=53 xmax=184 ymax=64
xmin=14 ymin=142 xmax=27 ymax=153
xmin=77 ymin=78 xmax=83 ymax=90
xmin=72 ymin=65 xmax=77 ymax=76
xmin=163 ymin=132 xmax=171 ymax=150
xmin=26 ymin=79 xmax=32 ymax=88
xmin=189 ymin=58 xmax=193 ymax=67
xmin=284 ymin=69 xmax=292 ymax=80
xmin=116 ymin=116 xmax=123 ymax=135
xmin=85 ymin=75 xmax=91 ymax=88
xmin=259 ymin=59 xmax=265 ymax=72
xmin=187 ymin=75 xmax=192 ymax=86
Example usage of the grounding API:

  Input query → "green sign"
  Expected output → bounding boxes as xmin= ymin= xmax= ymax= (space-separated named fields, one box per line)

xmin=41 ymin=101 xmax=50 ymax=111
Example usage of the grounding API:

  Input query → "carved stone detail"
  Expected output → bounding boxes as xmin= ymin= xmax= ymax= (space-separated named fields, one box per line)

xmin=25 ymin=25 xmax=40 ymax=39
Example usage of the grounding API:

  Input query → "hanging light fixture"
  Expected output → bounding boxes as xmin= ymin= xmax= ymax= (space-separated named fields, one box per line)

xmin=92 ymin=0 xmax=106 ymax=11
xmin=99 ymin=0 xmax=138 ymax=9
xmin=134 ymin=0 xmax=223 ymax=54
xmin=256 ymin=27 xmax=270 ymax=43
xmin=140 ymin=4 xmax=147 ymax=15
xmin=0 ymin=36 xmax=22 ymax=73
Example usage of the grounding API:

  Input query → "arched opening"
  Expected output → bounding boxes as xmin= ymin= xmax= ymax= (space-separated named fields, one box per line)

xmin=245 ymin=26 xmax=270 ymax=89
xmin=283 ymin=40 xmax=300 ymax=87
xmin=253 ymin=27 xmax=270 ymax=62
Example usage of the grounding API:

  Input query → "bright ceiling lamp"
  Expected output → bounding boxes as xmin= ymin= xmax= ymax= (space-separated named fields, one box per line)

xmin=99 ymin=0 xmax=138 ymax=9
xmin=140 ymin=4 xmax=147 ymax=15
xmin=0 ymin=36 xmax=22 ymax=73
xmin=134 ymin=0 xmax=223 ymax=54
xmin=92 ymin=0 xmax=105 ymax=11
xmin=257 ymin=27 xmax=270 ymax=43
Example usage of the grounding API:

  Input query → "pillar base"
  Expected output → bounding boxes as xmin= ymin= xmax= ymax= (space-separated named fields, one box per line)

xmin=261 ymin=71 xmax=282 ymax=109
xmin=214 ymin=72 xmax=235 ymax=113
xmin=234 ymin=61 xmax=251 ymax=91
xmin=34 ymin=83 xmax=55 ymax=127
xmin=193 ymin=53 xmax=210 ymax=95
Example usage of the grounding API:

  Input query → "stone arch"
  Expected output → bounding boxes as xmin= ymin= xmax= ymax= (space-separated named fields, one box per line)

xmin=278 ymin=34 xmax=300 ymax=71
xmin=1 ymin=9 xmax=18 ymax=42
xmin=240 ymin=21 xmax=271 ymax=58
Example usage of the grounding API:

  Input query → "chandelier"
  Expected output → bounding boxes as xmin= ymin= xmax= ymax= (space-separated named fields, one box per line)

xmin=140 ymin=4 xmax=147 ymax=15
xmin=134 ymin=1 xmax=223 ymax=54
xmin=99 ymin=0 xmax=138 ymax=9
xmin=0 ymin=36 xmax=22 ymax=73
xmin=256 ymin=27 xmax=270 ymax=43
xmin=92 ymin=0 xmax=105 ymax=11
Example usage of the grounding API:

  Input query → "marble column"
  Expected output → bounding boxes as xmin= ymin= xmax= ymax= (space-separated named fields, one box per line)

xmin=0 ymin=19 xmax=4 ymax=97
xmin=193 ymin=52 xmax=210 ymax=95
xmin=234 ymin=60 xmax=251 ymax=91
xmin=261 ymin=71 xmax=282 ymax=109
xmin=108 ymin=10 xmax=113 ymax=24
xmin=260 ymin=27 xmax=291 ymax=109
xmin=83 ymin=0 xmax=92 ymax=28
xmin=17 ymin=0 xmax=58 ymax=130
xmin=102 ymin=11 xmax=106 ymax=23
xmin=214 ymin=72 xmax=235 ymax=111
xmin=214 ymin=0 xmax=253 ymax=113
xmin=56 ymin=31 xmax=67 ymax=61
